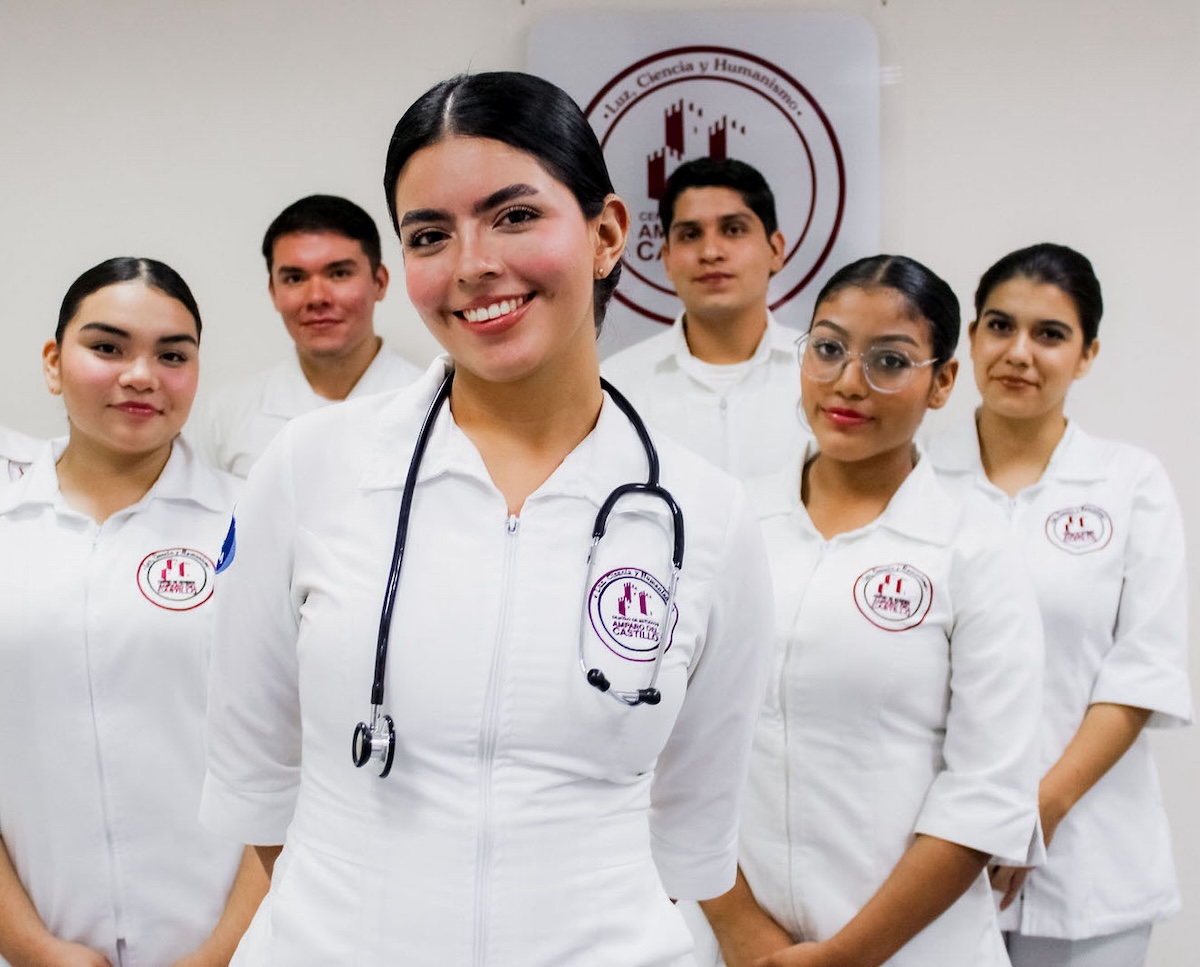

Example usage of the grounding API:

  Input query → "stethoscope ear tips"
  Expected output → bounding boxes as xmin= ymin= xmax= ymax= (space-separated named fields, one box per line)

xmin=637 ymin=688 xmax=662 ymax=706
xmin=586 ymin=668 xmax=611 ymax=692
xmin=351 ymin=713 xmax=396 ymax=778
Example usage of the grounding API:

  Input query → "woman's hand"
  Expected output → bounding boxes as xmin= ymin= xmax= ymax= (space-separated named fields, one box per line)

xmin=989 ymin=864 xmax=1030 ymax=910
xmin=700 ymin=868 xmax=795 ymax=967
xmin=28 ymin=938 xmax=113 ymax=967
xmin=169 ymin=952 xmax=222 ymax=967
xmin=719 ymin=922 xmax=794 ymax=967
xmin=753 ymin=940 xmax=846 ymax=967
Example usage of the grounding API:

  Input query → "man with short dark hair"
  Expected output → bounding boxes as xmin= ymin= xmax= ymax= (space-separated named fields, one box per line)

xmin=191 ymin=195 xmax=421 ymax=477
xmin=603 ymin=158 xmax=806 ymax=479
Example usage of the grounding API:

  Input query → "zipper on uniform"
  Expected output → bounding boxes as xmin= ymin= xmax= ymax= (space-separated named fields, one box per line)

xmin=782 ymin=538 xmax=825 ymax=923
xmin=473 ymin=513 xmax=520 ymax=966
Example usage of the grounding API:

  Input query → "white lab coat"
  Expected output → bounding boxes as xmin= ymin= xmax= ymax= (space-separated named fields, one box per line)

xmin=693 ymin=448 xmax=1044 ymax=967
xmin=0 ymin=425 xmax=41 ymax=482
xmin=0 ymin=438 xmax=243 ymax=967
xmin=201 ymin=360 xmax=775 ymax=966
xmin=602 ymin=313 xmax=806 ymax=479
xmin=188 ymin=342 xmax=422 ymax=477
xmin=926 ymin=418 xmax=1193 ymax=940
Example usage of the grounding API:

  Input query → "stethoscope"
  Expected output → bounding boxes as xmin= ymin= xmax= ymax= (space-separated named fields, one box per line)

xmin=352 ymin=369 xmax=685 ymax=777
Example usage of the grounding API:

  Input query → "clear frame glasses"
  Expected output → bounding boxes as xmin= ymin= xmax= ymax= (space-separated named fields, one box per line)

xmin=796 ymin=333 xmax=937 ymax=394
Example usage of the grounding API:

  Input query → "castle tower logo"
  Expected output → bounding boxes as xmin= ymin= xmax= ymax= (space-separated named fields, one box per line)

xmin=585 ymin=46 xmax=846 ymax=323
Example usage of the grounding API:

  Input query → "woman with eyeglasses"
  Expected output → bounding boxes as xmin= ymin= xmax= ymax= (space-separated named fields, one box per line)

xmin=693 ymin=255 xmax=1044 ymax=967
xmin=924 ymin=244 xmax=1191 ymax=967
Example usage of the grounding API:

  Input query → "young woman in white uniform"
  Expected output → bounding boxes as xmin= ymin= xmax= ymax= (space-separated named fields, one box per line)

xmin=925 ymin=244 xmax=1192 ymax=967
xmin=695 ymin=255 xmax=1044 ymax=967
xmin=200 ymin=72 xmax=774 ymax=967
xmin=0 ymin=259 xmax=266 ymax=967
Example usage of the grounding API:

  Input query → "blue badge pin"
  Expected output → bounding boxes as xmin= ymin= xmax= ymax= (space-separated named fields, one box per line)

xmin=215 ymin=516 xmax=237 ymax=574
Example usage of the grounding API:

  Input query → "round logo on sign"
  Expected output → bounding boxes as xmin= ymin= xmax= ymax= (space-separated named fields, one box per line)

xmin=1045 ymin=505 xmax=1113 ymax=554
xmin=584 ymin=45 xmax=846 ymax=323
xmin=137 ymin=548 xmax=216 ymax=611
xmin=853 ymin=563 xmax=933 ymax=632
xmin=588 ymin=567 xmax=679 ymax=662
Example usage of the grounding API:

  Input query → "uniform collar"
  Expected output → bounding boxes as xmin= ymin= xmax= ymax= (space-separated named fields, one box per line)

xmin=0 ymin=435 xmax=231 ymax=516
xmin=659 ymin=310 xmax=794 ymax=374
xmin=261 ymin=340 xmax=399 ymax=419
xmin=926 ymin=412 xmax=1108 ymax=484
xmin=361 ymin=357 xmax=654 ymax=510
xmin=1040 ymin=421 xmax=1109 ymax=482
xmin=0 ymin=426 xmax=42 ymax=462
xmin=754 ymin=438 xmax=956 ymax=546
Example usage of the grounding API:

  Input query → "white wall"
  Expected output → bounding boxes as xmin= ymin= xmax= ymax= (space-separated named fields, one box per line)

xmin=1 ymin=1 xmax=1196 ymax=961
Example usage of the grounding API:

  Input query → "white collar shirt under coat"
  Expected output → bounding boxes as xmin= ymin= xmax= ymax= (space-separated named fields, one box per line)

xmin=187 ymin=341 xmax=422 ymax=478
xmin=601 ymin=312 xmax=806 ymax=480
xmin=201 ymin=359 xmax=774 ymax=966
xmin=926 ymin=418 xmax=1193 ymax=940
xmin=738 ymin=447 xmax=1044 ymax=967
xmin=0 ymin=438 xmax=243 ymax=967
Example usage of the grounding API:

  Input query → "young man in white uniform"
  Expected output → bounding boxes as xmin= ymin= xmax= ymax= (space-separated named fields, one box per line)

xmin=602 ymin=159 xmax=804 ymax=479
xmin=189 ymin=195 xmax=421 ymax=477
xmin=0 ymin=425 xmax=41 ymax=481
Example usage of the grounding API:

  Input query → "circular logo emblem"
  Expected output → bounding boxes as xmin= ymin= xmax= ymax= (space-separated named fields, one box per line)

xmin=1045 ymin=505 xmax=1113 ymax=554
xmin=137 ymin=547 xmax=216 ymax=611
xmin=584 ymin=45 xmax=846 ymax=323
xmin=588 ymin=567 xmax=679 ymax=662
xmin=854 ymin=563 xmax=933 ymax=632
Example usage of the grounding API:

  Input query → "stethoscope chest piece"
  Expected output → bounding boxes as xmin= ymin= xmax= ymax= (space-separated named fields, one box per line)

xmin=352 ymin=711 xmax=396 ymax=778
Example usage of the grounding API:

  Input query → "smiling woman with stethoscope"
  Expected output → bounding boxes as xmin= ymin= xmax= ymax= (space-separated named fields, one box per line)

xmin=351 ymin=366 xmax=685 ymax=777
xmin=201 ymin=71 xmax=773 ymax=966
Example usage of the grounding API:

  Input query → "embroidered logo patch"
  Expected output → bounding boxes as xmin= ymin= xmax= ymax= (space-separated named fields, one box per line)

xmin=588 ymin=567 xmax=678 ymax=662
xmin=854 ymin=563 xmax=933 ymax=632
xmin=1045 ymin=505 xmax=1113 ymax=554
xmin=137 ymin=548 xmax=216 ymax=611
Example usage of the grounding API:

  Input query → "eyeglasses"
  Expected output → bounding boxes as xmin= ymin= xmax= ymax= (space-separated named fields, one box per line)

xmin=797 ymin=334 xmax=937 ymax=394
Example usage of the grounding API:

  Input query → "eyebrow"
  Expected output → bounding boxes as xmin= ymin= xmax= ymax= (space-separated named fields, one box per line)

xmin=670 ymin=212 xmax=753 ymax=232
xmin=275 ymin=258 xmax=359 ymax=276
xmin=981 ymin=307 xmax=1073 ymax=329
xmin=811 ymin=319 xmax=920 ymax=346
xmin=78 ymin=321 xmax=198 ymax=346
xmin=399 ymin=183 xmax=539 ymax=229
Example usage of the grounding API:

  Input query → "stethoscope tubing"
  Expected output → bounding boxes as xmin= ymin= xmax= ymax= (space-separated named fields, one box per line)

xmin=368 ymin=369 xmax=455 ymax=707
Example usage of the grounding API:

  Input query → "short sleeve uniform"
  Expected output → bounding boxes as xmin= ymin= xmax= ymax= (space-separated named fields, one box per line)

xmin=602 ymin=313 xmax=806 ymax=479
xmin=0 ymin=439 xmax=243 ymax=967
xmin=188 ymin=342 xmax=421 ymax=477
xmin=201 ymin=360 xmax=775 ymax=966
xmin=735 ymin=449 xmax=1044 ymax=967
xmin=926 ymin=419 xmax=1192 ymax=940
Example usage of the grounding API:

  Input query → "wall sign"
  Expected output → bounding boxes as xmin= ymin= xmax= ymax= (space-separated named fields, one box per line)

xmin=529 ymin=13 xmax=880 ymax=352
